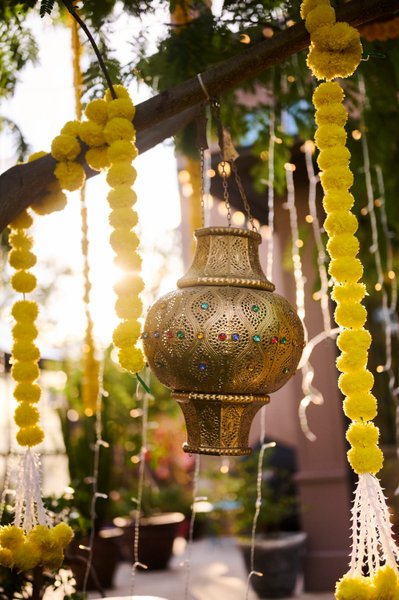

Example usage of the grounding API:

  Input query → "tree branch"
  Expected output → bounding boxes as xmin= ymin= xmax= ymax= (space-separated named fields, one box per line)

xmin=0 ymin=0 xmax=396 ymax=232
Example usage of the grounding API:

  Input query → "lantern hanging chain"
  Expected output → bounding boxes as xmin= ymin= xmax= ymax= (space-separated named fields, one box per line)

xmin=230 ymin=160 xmax=257 ymax=231
xmin=184 ymin=454 xmax=201 ymax=600
xmin=211 ymin=98 xmax=232 ymax=227
xmin=245 ymin=441 xmax=276 ymax=600
xmin=211 ymin=98 xmax=257 ymax=230
xmin=266 ymin=106 xmax=276 ymax=282
xmin=199 ymin=146 xmax=206 ymax=228
xmin=82 ymin=358 xmax=108 ymax=595
xmin=131 ymin=371 xmax=150 ymax=596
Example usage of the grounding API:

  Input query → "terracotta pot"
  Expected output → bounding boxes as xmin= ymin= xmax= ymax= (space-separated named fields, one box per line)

xmin=238 ymin=532 xmax=307 ymax=598
xmin=65 ymin=527 xmax=123 ymax=592
xmin=114 ymin=512 xmax=185 ymax=569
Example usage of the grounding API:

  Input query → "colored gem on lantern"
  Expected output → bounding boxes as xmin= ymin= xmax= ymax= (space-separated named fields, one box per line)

xmin=280 ymin=337 xmax=287 ymax=344
xmin=177 ymin=330 xmax=185 ymax=339
xmin=155 ymin=360 xmax=163 ymax=368
xmin=154 ymin=331 xmax=160 ymax=338
xmin=253 ymin=334 xmax=261 ymax=343
xmin=218 ymin=333 xmax=227 ymax=341
xmin=252 ymin=304 xmax=260 ymax=312
xmin=271 ymin=336 xmax=278 ymax=344
xmin=199 ymin=362 xmax=207 ymax=370
xmin=201 ymin=302 xmax=209 ymax=310
xmin=283 ymin=367 xmax=290 ymax=374
xmin=142 ymin=332 xmax=148 ymax=339
xmin=166 ymin=330 xmax=173 ymax=339
xmin=231 ymin=333 xmax=240 ymax=341
xmin=197 ymin=332 xmax=204 ymax=339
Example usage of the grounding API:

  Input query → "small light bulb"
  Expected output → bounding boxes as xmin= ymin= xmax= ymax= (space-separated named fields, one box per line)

xmin=217 ymin=161 xmax=231 ymax=177
xmin=376 ymin=365 xmax=384 ymax=373
xmin=388 ymin=270 xmax=396 ymax=280
xmin=375 ymin=283 xmax=382 ymax=291
xmin=305 ymin=215 xmax=313 ymax=224
xmin=295 ymin=239 xmax=304 ymax=248
xmin=352 ymin=130 xmax=362 ymax=140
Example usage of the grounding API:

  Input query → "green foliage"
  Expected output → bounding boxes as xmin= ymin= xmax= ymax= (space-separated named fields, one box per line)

xmin=39 ymin=0 xmax=56 ymax=17
xmin=0 ymin=4 xmax=38 ymax=99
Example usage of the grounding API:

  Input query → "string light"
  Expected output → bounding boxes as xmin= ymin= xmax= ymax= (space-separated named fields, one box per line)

xmin=184 ymin=454 xmax=201 ymax=600
xmin=266 ymin=107 xmax=275 ymax=282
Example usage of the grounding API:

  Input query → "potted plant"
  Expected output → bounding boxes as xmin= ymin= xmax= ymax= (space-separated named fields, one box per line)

xmin=229 ymin=442 xmax=307 ymax=599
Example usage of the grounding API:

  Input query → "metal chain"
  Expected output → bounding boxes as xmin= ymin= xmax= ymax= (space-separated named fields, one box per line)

xmin=231 ymin=160 xmax=257 ymax=231
xmin=199 ymin=146 xmax=206 ymax=228
xmin=211 ymin=97 xmax=256 ymax=230
xmin=221 ymin=160 xmax=232 ymax=227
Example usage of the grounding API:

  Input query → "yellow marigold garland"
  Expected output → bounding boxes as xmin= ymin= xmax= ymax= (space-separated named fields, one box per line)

xmin=359 ymin=16 xmax=399 ymax=42
xmin=3 ymin=186 xmax=74 ymax=570
xmin=302 ymin=0 xmax=399 ymax=596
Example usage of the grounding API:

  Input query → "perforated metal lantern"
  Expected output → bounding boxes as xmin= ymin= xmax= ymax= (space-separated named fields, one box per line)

xmin=143 ymin=227 xmax=304 ymax=456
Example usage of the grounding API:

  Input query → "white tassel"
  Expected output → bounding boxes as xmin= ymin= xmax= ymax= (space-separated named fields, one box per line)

xmin=349 ymin=473 xmax=399 ymax=577
xmin=14 ymin=449 xmax=50 ymax=533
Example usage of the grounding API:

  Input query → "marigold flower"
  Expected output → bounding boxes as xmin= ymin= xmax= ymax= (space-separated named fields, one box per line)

xmin=115 ymin=295 xmax=143 ymax=320
xmin=307 ymin=46 xmax=361 ymax=80
xmin=106 ymin=161 xmax=137 ymax=187
xmin=334 ymin=302 xmax=367 ymax=329
xmin=331 ymin=282 xmax=366 ymax=304
xmin=336 ymin=348 xmax=368 ymax=373
xmin=61 ymin=120 xmax=81 ymax=137
xmin=11 ymin=271 xmax=37 ymax=294
xmin=107 ymin=185 xmax=137 ymax=209
xmin=104 ymin=117 xmax=135 ymax=144
xmin=112 ymin=319 xmax=142 ymax=348
xmin=108 ymin=139 xmax=138 ymax=163
xmin=113 ymin=272 xmax=145 ymax=297
xmin=85 ymin=98 xmax=109 ymax=125
xmin=322 ymin=190 xmax=354 ymax=212
xmin=348 ymin=444 xmax=383 ymax=474
xmin=371 ymin=566 xmax=399 ymax=598
xmin=9 ymin=248 xmax=36 ymax=270
xmin=14 ymin=403 xmax=40 ymax=428
xmin=28 ymin=151 xmax=47 ymax=162
xmin=105 ymin=84 xmax=130 ymax=101
xmin=32 ymin=188 xmax=67 ymax=215
xmin=16 ymin=424 xmax=44 ymax=447
xmin=11 ymin=300 xmax=38 ymax=321
xmin=79 ymin=120 xmax=106 ymax=147
xmin=305 ymin=4 xmax=335 ymax=34
xmin=86 ymin=146 xmax=111 ymax=171
xmin=109 ymin=228 xmax=140 ymax=254
xmin=315 ymin=124 xmax=346 ymax=148
xmin=10 ymin=210 xmax=33 ymax=230
xmin=54 ymin=160 xmax=85 ymax=191
xmin=0 ymin=525 xmax=25 ymax=549
xmin=52 ymin=523 xmax=74 ymax=548
xmin=109 ymin=207 xmax=139 ymax=229
xmin=339 ymin=369 xmax=374 ymax=396
xmin=51 ymin=134 xmax=81 ymax=161
xmin=13 ymin=540 xmax=42 ymax=571
xmin=329 ymin=257 xmax=363 ymax=283
xmin=12 ymin=341 xmax=40 ymax=362
xmin=337 ymin=328 xmax=371 ymax=353
xmin=315 ymin=103 xmax=348 ymax=129
xmin=107 ymin=98 xmax=135 ymax=121
xmin=9 ymin=230 xmax=33 ymax=250
xmin=118 ymin=346 xmax=145 ymax=374
xmin=0 ymin=547 xmax=14 ymax=569
xmin=324 ymin=211 xmax=358 ymax=236
xmin=11 ymin=361 xmax=40 ymax=383
xmin=12 ymin=322 xmax=38 ymax=342
xmin=343 ymin=392 xmax=377 ymax=422
xmin=313 ymin=81 xmax=344 ymax=106
xmin=335 ymin=574 xmax=373 ymax=600
xmin=327 ymin=234 xmax=359 ymax=259
xmin=14 ymin=382 xmax=41 ymax=403
xmin=346 ymin=422 xmax=379 ymax=447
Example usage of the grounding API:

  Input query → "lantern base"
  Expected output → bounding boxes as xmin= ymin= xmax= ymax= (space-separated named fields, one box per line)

xmin=173 ymin=391 xmax=270 ymax=456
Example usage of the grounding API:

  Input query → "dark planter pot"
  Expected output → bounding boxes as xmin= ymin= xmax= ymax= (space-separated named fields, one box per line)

xmin=238 ymin=532 xmax=307 ymax=599
xmin=114 ymin=512 xmax=185 ymax=570
xmin=65 ymin=527 xmax=123 ymax=592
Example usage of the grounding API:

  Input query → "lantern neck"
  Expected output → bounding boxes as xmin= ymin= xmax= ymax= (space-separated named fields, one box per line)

xmin=178 ymin=226 xmax=275 ymax=291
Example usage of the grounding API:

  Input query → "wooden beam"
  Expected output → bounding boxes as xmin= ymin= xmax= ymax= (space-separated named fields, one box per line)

xmin=0 ymin=0 xmax=396 ymax=232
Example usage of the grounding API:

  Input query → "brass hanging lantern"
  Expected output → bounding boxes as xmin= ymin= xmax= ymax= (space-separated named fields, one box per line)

xmin=143 ymin=226 xmax=304 ymax=456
